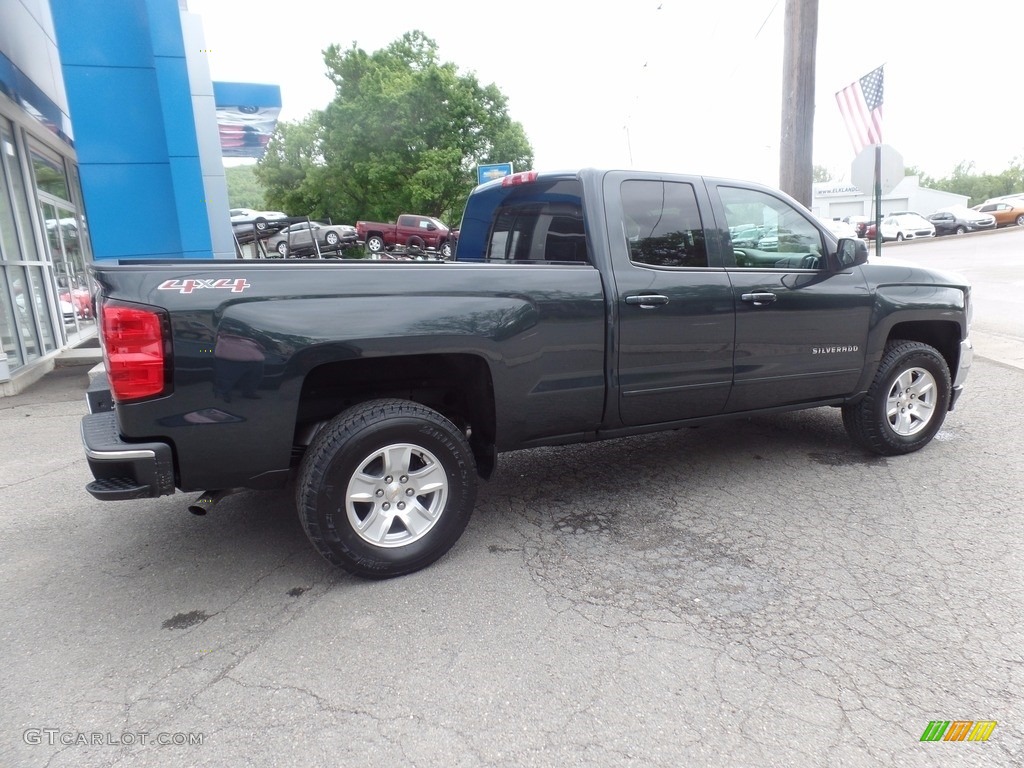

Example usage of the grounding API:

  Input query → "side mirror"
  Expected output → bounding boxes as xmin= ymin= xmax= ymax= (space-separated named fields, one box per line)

xmin=836 ymin=237 xmax=868 ymax=268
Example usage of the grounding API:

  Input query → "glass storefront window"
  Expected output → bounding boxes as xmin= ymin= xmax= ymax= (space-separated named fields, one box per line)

xmin=4 ymin=123 xmax=40 ymax=261
xmin=1 ymin=125 xmax=21 ymax=260
xmin=8 ymin=264 xmax=41 ymax=362
xmin=30 ymin=147 xmax=71 ymax=201
xmin=27 ymin=265 xmax=57 ymax=354
xmin=0 ymin=116 xmax=91 ymax=374
xmin=0 ymin=269 xmax=23 ymax=368
xmin=69 ymin=165 xmax=93 ymax=265
xmin=46 ymin=202 xmax=94 ymax=334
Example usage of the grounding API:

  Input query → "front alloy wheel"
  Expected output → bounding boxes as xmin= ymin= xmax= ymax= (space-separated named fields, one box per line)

xmin=842 ymin=339 xmax=951 ymax=455
xmin=883 ymin=366 xmax=939 ymax=437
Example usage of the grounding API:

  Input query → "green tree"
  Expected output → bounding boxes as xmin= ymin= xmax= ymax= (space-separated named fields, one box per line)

xmin=224 ymin=164 xmax=267 ymax=209
xmin=256 ymin=115 xmax=328 ymax=217
xmin=908 ymin=157 xmax=1024 ymax=205
xmin=256 ymin=31 xmax=533 ymax=226
xmin=812 ymin=164 xmax=833 ymax=183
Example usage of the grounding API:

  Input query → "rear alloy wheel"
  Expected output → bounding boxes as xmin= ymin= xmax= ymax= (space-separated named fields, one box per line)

xmin=297 ymin=399 xmax=477 ymax=578
xmin=365 ymin=235 xmax=385 ymax=254
xmin=276 ymin=241 xmax=288 ymax=256
xmin=842 ymin=340 xmax=951 ymax=456
xmin=440 ymin=241 xmax=453 ymax=260
xmin=1016 ymin=215 xmax=1024 ymax=227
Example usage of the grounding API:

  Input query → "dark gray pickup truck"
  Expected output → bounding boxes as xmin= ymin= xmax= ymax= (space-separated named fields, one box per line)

xmin=81 ymin=168 xmax=972 ymax=577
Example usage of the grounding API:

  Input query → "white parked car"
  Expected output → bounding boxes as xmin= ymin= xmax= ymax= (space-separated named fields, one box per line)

xmin=229 ymin=207 xmax=289 ymax=233
xmin=879 ymin=213 xmax=935 ymax=242
xmin=819 ymin=218 xmax=859 ymax=240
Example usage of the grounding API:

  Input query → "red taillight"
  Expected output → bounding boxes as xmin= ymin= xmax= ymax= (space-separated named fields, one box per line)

xmin=501 ymin=171 xmax=539 ymax=187
xmin=101 ymin=302 xmax=168 ymax=401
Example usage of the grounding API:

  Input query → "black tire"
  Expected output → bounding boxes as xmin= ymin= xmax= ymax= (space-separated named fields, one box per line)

xmin=406 ymin=235 xmax=425 ymax=251
xmin=842 ymin=340 xmax=951 ymax=456
xmin=955 ymin=226 xmax=966 ymax=235
xmin=255 ymin=217 xmax=268 ymax=232
xmin=296 ymin=399 xmax=478 ymax=578
xmin=440 ymin=240 xmax=452 ymax=260
xmin=365 ymin=235 xmax=385 ymax=254
xmin=896 ymin=233 xmax=904 ymax=242
xmin=276 ymin=241 xmax=288 ymax=256
xmin=325 ymin=231 xmax=340 ymax=246
xmin=1016 ymin=215 xmax=1024 ymax=227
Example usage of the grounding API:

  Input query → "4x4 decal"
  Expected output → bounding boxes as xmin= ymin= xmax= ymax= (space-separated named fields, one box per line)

xmin=157 ymin=278 xmax=251 ymax=294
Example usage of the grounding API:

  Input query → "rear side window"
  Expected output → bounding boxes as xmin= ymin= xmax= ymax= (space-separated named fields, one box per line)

xmin=455 ymin=178 xmax=587 ymax=263
xmin=621 ymin=180 xmax=708 ymax=268
xmin=486 ymin=203 xmax=587 ymax=263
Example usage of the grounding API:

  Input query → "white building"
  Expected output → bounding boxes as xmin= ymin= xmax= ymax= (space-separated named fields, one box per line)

xmin=812 ymin=176 xmax=968 ymax=221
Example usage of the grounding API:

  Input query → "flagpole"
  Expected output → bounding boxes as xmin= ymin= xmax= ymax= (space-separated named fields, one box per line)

xmin=874 ymin=143 xmax=882 ymax=256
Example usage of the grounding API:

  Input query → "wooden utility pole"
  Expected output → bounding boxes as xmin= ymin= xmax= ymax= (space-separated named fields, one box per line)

xmin=779 ymin=0 xmax=818 ymax=207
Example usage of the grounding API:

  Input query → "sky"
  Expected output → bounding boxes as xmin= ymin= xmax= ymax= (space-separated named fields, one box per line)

xmin=186 ymin=0 xmax=1024 ymax=188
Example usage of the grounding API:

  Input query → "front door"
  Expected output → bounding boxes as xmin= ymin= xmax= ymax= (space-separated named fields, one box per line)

xmin=710 ymin=182 xmax=872 ymax=412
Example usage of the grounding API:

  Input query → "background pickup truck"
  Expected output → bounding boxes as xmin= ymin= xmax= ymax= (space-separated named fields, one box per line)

xmin=82 ymin=168 xmax=972 ymax=579
xmin=355 ymin=214 xmax=456 ymax=258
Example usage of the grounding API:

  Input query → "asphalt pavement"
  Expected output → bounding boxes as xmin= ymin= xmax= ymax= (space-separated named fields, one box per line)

xmin=1 ymin=353 xmax=1022 ymax=767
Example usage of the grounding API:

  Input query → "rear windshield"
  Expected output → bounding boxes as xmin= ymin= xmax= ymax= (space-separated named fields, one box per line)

xmin=455 ymin=178 xmax=588 ymax=264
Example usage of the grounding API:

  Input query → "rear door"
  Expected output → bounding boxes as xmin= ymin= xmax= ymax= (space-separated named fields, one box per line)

xmin=603 ymin=172 xmax=735 ymax=426
xmin=707 ymin=181 xmax=872 ymax=412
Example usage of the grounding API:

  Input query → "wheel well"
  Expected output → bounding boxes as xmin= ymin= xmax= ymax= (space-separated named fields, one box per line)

xmin=294 ymin=354 xmax=497 ymax=477
xmin=886 ymin=320 xmax=961 ymax=374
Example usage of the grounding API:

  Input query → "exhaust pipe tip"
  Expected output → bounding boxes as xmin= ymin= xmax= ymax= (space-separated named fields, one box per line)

xmin=188 ymin=488 xmax=240 ymax=516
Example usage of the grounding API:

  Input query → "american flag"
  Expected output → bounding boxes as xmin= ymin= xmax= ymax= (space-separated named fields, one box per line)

xmin=836 ymin=65 xmax=884 ymax=155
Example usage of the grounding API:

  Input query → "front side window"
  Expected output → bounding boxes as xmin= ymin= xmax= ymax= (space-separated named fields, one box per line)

xmin=719 ymin=186 xmax=825 ymax=270
xmin=621 ymin=180 xmax=707 ymax=268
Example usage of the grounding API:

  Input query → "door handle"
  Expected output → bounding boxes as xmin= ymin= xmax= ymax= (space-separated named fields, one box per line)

xmin=741 ymin=292 xmax=777 ymax=306
xmin=624 ymin=294 xmax=669 ymax=308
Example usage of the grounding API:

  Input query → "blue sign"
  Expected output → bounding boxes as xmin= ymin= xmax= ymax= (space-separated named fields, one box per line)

xmin=478 ymin=163 xmax=513 ymax=185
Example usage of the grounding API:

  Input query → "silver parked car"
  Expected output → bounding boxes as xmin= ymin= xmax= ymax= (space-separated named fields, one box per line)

xmin=266 ymin=222 xmax=358 ymax=257
xmin=926 ymin=206 xmax=996 ymax=236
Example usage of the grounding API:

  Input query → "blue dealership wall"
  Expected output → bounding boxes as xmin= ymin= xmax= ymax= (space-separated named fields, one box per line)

xmin=50 ymin=0 xmax=213 ymax=260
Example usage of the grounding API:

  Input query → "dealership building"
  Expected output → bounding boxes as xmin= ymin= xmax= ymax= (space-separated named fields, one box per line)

xmin=1 ymin=0 xmax=277 ymax=395
xmin=811 ymin=176 xmax=968 ymax=222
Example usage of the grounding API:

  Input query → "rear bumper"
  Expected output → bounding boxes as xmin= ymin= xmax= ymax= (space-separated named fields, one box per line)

xmin=81 ymin=385 xmax=176 ymax=500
